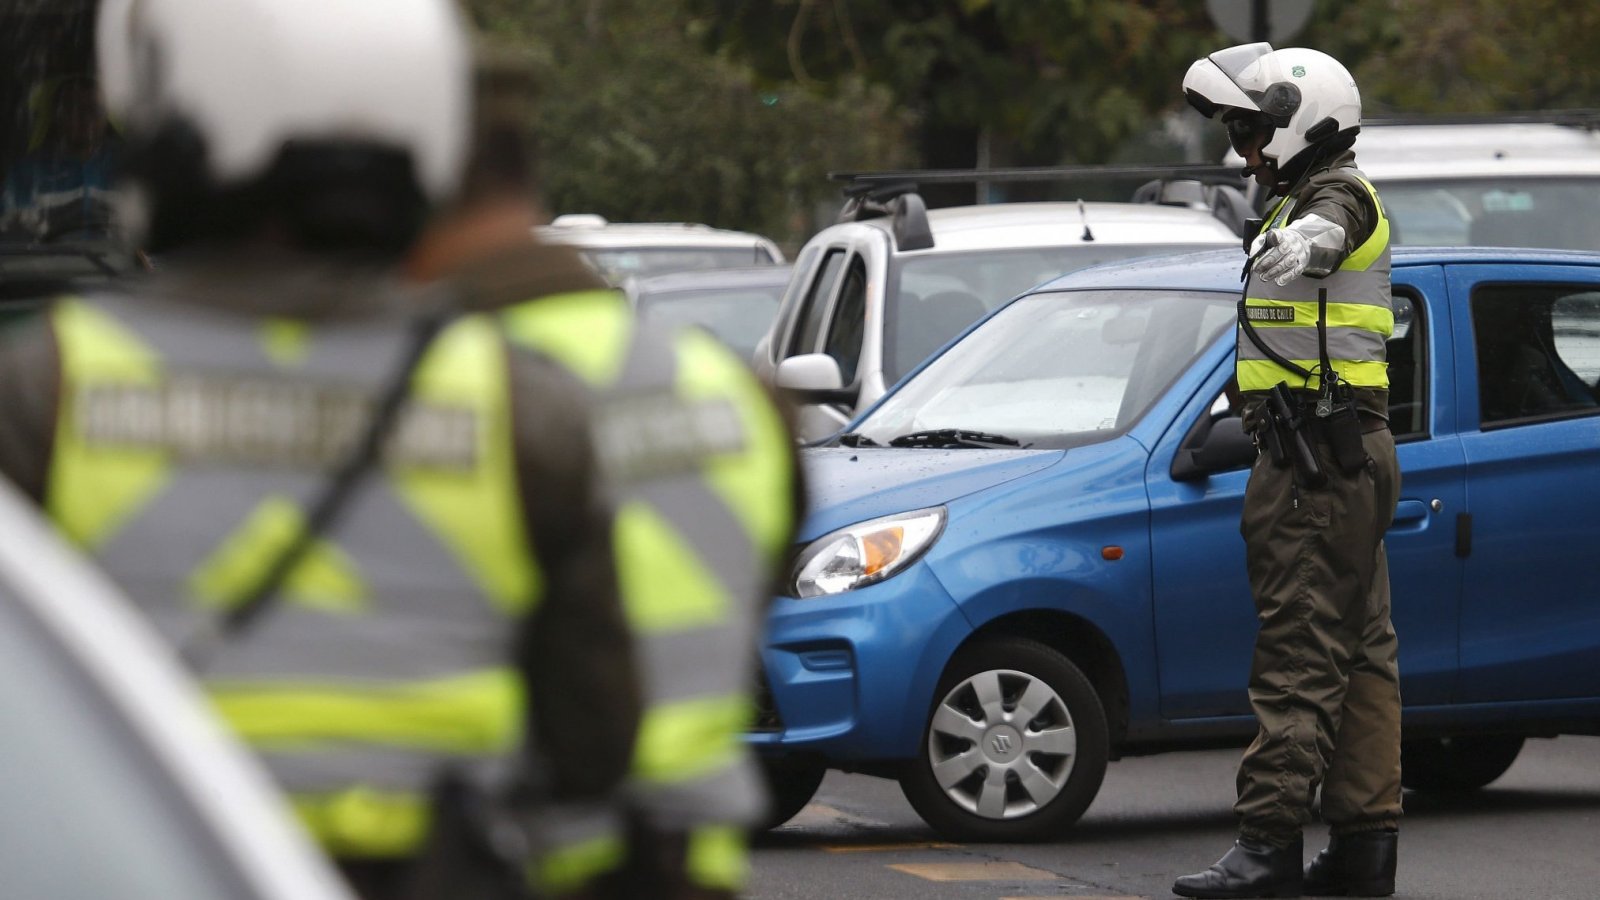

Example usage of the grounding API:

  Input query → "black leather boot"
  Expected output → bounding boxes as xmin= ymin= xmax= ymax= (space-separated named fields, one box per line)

xmin=1303 ymin=830 xmax=1397 ymax=896
xmin=1173 ymin=837 xmax=1304 ymax=898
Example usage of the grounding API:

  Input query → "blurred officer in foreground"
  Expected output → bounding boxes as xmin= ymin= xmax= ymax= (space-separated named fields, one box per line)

xmin=407 ymin=51 xmax=804 ymax=900
xmin=0 ymin=2 xmax=640 ymax=898
xmin=1175 ymin=44 xmax=1400 ymax=898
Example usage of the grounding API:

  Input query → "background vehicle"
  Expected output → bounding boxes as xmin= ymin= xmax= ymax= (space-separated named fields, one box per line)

xmin=752 ymin=247 xmax=1600 ymax=841
xmin=0 ymin=478 xmax=353 ymax=900
xmin=623 ymin=264 xmax=791 ymax=360
xmin=1227 ymin=112 xmax=1600 ymax=249
xmin=536 ymin=213 xmax=785 ymax=284
xmin=754 ymin=170 xmax=1242 ymax=442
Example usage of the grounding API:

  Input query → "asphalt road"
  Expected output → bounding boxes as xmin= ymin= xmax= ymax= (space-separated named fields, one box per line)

xmin=750 ymin=735 xmax=1600 ymax=899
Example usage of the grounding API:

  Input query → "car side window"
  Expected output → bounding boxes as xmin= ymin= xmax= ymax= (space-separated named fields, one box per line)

xmin=1472 ymin=284 xmax=1600 ymax=428
xmin=1386 ymin=292 xmax=1427 ymax=441
xmin=786 ymin=249 xmax=846 ymax=358
xmin=822 ymin=256 xmax=868 ymax=385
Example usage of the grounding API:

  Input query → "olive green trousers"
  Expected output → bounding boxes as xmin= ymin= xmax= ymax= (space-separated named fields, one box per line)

xmin=1234 ymin=425 xmax=1402 ymax=846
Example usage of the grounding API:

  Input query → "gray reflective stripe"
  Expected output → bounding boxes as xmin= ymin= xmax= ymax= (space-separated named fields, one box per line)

xmin=628 ymin=756 xmax=767 ymax=830
xmin=78 ymin=297 xmax=512 ymax=684
xmin=532 ymin=801 xmax=625 ymax=853
xmin=606 ymin=324 xmax=764 ymax=633
xmin=640 ymin=623 xmax=756 ymax=707
xmin=1235 ymin=325 xmax=1388 ymax=364
xmin=633 ymin=473 xmax=762 ymax=622
xmin=259 ymin=743 xmax=485 ymax=794
xmin=88 ymin=290 xmax=416 ymax=386
xmin=611 ymin=321 xmax=678 ymax=393
xmin=1248 ymin=266 xmax=1390 ymax=306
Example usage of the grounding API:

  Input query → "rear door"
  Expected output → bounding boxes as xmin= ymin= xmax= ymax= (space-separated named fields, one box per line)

xmin=1449 ymin=264 xmax=1600 ymax=703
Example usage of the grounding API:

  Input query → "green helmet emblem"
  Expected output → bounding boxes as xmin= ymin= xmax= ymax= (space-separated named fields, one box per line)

xmin=1291 ymin=65 xmax=1307 ymax=77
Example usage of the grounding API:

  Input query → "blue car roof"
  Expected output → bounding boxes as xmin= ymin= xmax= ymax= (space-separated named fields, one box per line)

xmin=1035 ymin=246 xmax=1600 ymax=294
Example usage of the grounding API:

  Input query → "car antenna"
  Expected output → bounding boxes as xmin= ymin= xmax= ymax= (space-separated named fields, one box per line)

xmin=1078 ymin=199 xmax=1095 ymax=242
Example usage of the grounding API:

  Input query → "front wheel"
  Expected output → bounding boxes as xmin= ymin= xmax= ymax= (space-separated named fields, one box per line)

xmin=898 ymin=638 xmax=1109 ymax=842
xmin=1401 ymin=735 xmax=1525 ymax=792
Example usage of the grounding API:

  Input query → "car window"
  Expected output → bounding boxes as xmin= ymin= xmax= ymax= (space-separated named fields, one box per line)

xmin=822 ymin=257 xmax=867 ymax=385
xmin=1472 ymin=284 xmax=1600 ymax=427
xmin=581 ymin=246 xmax=778 ymax=283
xmin=1387 ymin=292 xmax=1427 ymax=440
xmin=855 ymin=289 xmax=1235 ymax=449
xmin=1379 ymin=178 xmax=1600 ymax=249
xmin=637 ymin=286 xmax=783 ymax=360
xmin=769 ymin=245 xmax=817 ymax=362
xmin=787 ymin=248 xmax=846 ymax=358
xmin=0 ymin=589 xmax=252 ymax=900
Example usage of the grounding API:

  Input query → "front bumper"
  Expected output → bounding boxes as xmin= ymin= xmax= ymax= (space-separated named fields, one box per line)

xmin=747 ymin=563 xmax=973 ymax=763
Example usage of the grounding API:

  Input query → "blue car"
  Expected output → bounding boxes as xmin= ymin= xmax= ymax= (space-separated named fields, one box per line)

xmin=752 ymin=247 xmax=1600 ymax=841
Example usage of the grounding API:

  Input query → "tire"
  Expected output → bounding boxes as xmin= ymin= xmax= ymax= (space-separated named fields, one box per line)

xmin=757 ymin=755 xmax=827 ymax=830
xmin=1401 ymin=735 xmax=1525 ymax=792
xmin=898 ymin=637 xmax=1109 ymax=842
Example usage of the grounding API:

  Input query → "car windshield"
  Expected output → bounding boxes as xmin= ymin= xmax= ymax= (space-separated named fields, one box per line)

xmin=583 ymin=246 xmax=780 ymax=282
xmin=637 ymin=284 xmax=784 ymax=359
xmin=854 ymin=288 xmax=1236 ymax=450
xmin=0 ymin=589 xmax=253 ymax=899
xmin=1380 ymin=177 xmax=1600 ymax=249
xmin=886 ymin=244 xmax=1228 ymax=383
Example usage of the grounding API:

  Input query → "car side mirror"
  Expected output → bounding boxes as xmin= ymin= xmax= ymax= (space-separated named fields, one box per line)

xmin=1172 ymin=415 xmax=1256 ymax=481
xmin=775 ymin=353 xmax=858 ymax=405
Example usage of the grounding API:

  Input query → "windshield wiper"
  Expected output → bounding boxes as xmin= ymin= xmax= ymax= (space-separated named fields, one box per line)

xmin=887 ymin=428 xmax=1025 ymax=449
xmin=836 ymin=432 xmax=881 ymax=447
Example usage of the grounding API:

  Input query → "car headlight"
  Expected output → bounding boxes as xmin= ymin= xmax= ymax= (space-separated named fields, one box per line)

xmin=790 ymin=507 xmax=947 ymax=598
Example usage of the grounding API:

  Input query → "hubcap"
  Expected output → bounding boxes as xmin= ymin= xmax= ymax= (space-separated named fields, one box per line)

xmin=925 ymin=668 xmax=1076 ymax=820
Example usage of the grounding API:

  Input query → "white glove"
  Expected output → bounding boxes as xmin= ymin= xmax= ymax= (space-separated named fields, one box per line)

xmin=1249 ymin=228 xmax=1311 ymax=286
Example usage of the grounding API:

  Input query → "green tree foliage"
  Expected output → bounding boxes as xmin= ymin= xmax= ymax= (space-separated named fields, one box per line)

xmin=1319 ymin=0 xmax=1600 ymax=113
xmin=684 ymin=0 xmax=1227 ymax=167
xmin=465 ymin=0 xmax=911 ymax=246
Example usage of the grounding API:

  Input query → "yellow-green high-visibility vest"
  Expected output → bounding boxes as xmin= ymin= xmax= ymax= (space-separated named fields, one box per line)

xmin=46 ymin=294 xmax=540 ymax=859
xmin=502 ymin=289 xmax=794 ymax=894
xmin=1238 ymin=170 xmax=1393 ymax=393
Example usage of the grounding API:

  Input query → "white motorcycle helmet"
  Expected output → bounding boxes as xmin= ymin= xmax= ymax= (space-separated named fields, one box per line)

xmin=1183 ymin=43 xmax=1361 ymax=175
xmin=96 ymin=0 xmax=471 ymax=250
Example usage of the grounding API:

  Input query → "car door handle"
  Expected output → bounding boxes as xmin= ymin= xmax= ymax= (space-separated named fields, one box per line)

xmin=1389 ymin=499 xmax=1430 ymax=531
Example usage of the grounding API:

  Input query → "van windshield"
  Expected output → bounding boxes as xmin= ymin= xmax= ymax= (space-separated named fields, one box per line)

xmin=1381 ymin=177 xmax=1600 ymax=249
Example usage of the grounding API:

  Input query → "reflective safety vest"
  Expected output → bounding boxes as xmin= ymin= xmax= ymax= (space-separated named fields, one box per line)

xmin=501 ymin=290 xmax=795 ymax=895
xmin=46 ymin=294 xmax=539 ymax=858
xmin=1238 ymin=169 xmax=1393 ymax=393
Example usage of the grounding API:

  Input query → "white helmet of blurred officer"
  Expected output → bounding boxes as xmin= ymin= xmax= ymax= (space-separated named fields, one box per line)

xmin=1182 ymin=43 xmax=1361 ymax=188
xmin=96 ymin=0 xmax=470 ymax=255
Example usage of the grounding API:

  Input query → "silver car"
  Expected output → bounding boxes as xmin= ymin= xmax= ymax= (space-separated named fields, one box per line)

xmin=0 ymin=479 xmax=352 ymax=900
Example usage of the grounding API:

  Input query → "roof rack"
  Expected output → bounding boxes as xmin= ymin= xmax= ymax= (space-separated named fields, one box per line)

xmin=1362 ymin=109 xmax=1600 ymax=130
xmin=830 ymin=163 xmax=1244 ymax=187
xmin=830 ymin=164 xmax=1257 ymax=244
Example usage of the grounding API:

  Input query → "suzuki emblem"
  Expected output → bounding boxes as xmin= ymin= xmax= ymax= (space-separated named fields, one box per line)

xmin=990 ymin=734 xmax=1014 ymax=754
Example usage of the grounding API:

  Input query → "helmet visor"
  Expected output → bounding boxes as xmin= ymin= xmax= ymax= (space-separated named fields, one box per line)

xmin=1223 ymin=110 xmax=1275 ymax=155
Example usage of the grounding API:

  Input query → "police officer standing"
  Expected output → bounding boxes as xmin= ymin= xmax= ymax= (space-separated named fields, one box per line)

xmin=1174 ymin=44 xmax=1402 ymax=898
xmin=0 ymin=2 xmax=640 ymax=898
xmin=406 ymin=50 xmax=803 ymax=900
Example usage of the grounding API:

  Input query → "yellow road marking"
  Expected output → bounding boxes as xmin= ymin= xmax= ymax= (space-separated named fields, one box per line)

xmin=888 ymin=861 xmax=1059 ymax=881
